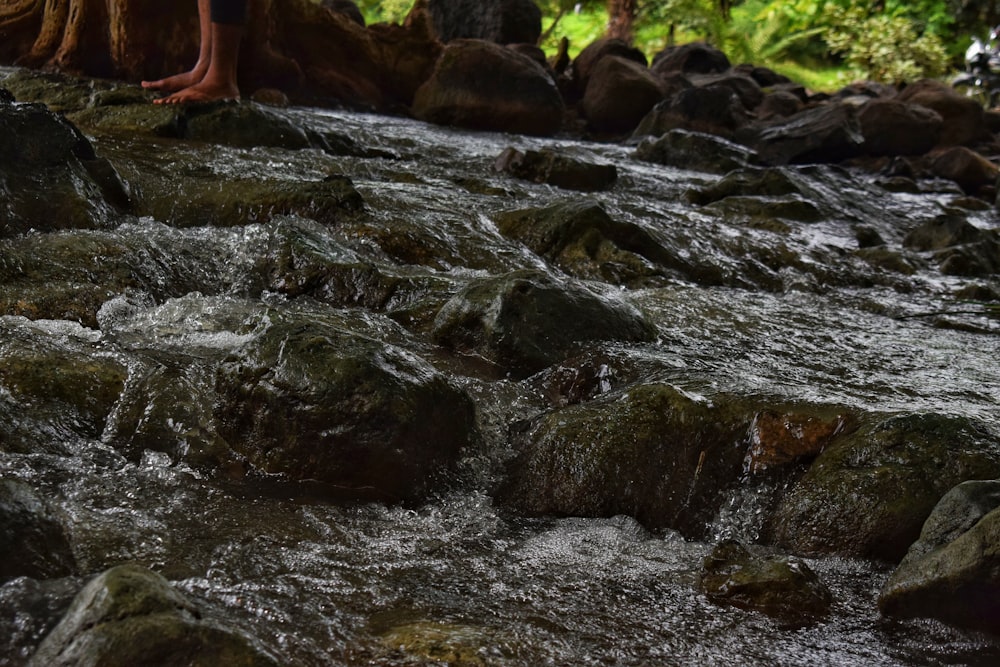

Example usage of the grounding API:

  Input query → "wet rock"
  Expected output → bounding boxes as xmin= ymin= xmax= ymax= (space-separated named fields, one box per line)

xmin=412 ymin=39 xmax=564 ymax=136
xmin=431 ymin=270 xmax=655 ymax=379
xmin=755 ymin=90 xmax=804 ymax=120
xmin=744 ymin=410 xmax=850 ymax=475
xmin=633 ymin=85 xmax=750 ymax=139
xmin=928 ymin=146 xmax=1000 ymax=195
xmin=858 ymin=98 xmax=942 ymax=156
xmin=376 ymin=620 xmax=517 ymax=665
xmin=688 ymin=72 xmax=765 ymax=111
xmin=28 ymin=564 xmax=277 ymax=667
xmin=651 ymin=42 xmax=731 ymax=75
xmin=734 ymin=102 xmax=865 ymax=165
xmin=0 ymin=101 xmax=129 ymax=237
xmin=903 ymin=212 xmax=983 ymax=251
xmin=935 ymin=235 xmax=1000 ymax=277
xmin=570 ymin=38 xmax=648 ymax=101
xmin=0 ymin=87 xmax=14 ymax=104
xmin=700 ymin=540 xmax=832 ymax=626
xmin=581 ymin=56 xmax=666 ymax=135
xmin=879 ymin=480 xmax=1000 ymax=633
xmin=500 ymin=383 xmax=756 ymax=536
xmin=0 ymin=318 xmax=128 ymax=445
xmin=633 ymin=129 xmax=759 ymax=175
xmin=493 ymin=147 xmax=617 ymax=191
xmin=0 ymin=577 xmax=80 ymax=666
xmin=896 ymin=79 xmax=988 ymax=147
xmin=493 ymin=198 xmax=672 ymax=285
xmin=688 ymin=167 xmax=808 ymax=205
xmin=766 ymin=413 xmax=1000 ymax=562
xmin=0 ymin=68 xmax=116 ymax=113
xmin=0 ymin=480 xmax=76 ymax=583
xmin=66 ymin=102 xmax=183 ymax=139
xmin=423 ymin=0 xmax=541 ymax=45
xmin=216 ymin=309 xmax=479 ymax=502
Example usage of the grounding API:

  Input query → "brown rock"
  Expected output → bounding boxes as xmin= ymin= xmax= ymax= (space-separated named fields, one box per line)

xmin=581 ymin=56 xmax=666 ymax=134
xmin=896 ymin=79 xmax=988 ymax=147
xmin=929 ymin=146 xmax=1000 ymax=194
xmin=744 ymin=410 xmax=849 ymax=474
xmin=652 ymin=42 xmax=731 ymax=75
xmin=858 ymin=98 xmax=943 ymax=156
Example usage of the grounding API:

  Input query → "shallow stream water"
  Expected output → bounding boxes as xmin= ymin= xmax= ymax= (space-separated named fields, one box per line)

xmin=2 ymin=80 xmax=1000 ymax=665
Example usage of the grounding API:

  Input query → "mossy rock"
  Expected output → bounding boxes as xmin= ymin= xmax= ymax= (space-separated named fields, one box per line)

xmin=377 ymin=621 xmax=517 ymax=666
xmin=765 ymin=413 xmax=1000 ymax=562
xmin=67 ymin=103 xmax=183 ymax=139
xmin=431 ymin=269 xmax=656 ymax=379
xmin=879 ymin=480 xmax=1000 ymax=633
xmin=215 ymin=309 xmax=479 ymax=502
xmin=499 ymin=383 xmax=756 ymax=537
xmin=28 ymin=564 xmax=277 ymax=667
xmin=700 ymin=540 xmax=832 ymax=626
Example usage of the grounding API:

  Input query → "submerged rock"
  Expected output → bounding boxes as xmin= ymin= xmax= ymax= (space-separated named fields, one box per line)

xmin=879 ymin=480 xmax=1000 ymax=633
xmin=766 ymin=413 xmax=1000 ymax=562
xmin=493 ymin=147 xmax=618 ymax=191
xmin=412 ymin=39 xmax=564 ymax=136
xmin=431 ymin=270 xmax=655 ymax=378
xmin=700 ymin=540 xmax=832 ymax=626
xmin=0 ymin=480 xmax=76 ymax=583
xmin=28 ymin=564 xmax=277 ymax=667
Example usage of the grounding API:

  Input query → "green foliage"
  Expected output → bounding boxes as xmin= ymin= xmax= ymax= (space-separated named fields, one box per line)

xmin=354 ymin=0 xmax=414 ymax=24
xmin=825 ymin=1 xmax=950 ymax=83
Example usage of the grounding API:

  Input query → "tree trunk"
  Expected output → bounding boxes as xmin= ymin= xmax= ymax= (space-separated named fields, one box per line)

xmin=606 ymin=0 xmax=636 ymax=43
xmin=0 ymin=0 xmax=443 ymax=111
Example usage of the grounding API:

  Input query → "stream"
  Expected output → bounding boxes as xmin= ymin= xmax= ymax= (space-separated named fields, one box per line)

xmin=2 ymin=69 xmax=1000 ymax=665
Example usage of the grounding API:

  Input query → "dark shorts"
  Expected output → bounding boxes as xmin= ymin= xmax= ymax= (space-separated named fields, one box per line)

xmin=211 ymin=0 xmax=247 ymax=25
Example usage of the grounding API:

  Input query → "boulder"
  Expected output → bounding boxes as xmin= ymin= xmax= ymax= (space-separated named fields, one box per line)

xmin=0 ymin=480 xmax=76 ymax=583
xmin=493 ymin=199 xmax=672 ymax=285
xmin=412 ymin=39 xmax=564 ymax=136
xmin=423 ymin=0 xmax=541 ymax=45
xmin=688 ymin=72 xmax=765 ymax=111
xmin=700 ymin=540 xmax=832 ymax=626
xmin=0 ymin=101 xmax=129 ymax=238
xmin=581 ymin=56 xmax=667 ymax=134
xmin=215 ymin=308 xmax=479 ymax=502
xmin=896 ymin=79 xmax=988 ymax=147
xmin=765 ymin=412 xmax=1000 ymax=562
xmin=858 ymin=98 xmax=943 ymax=156
xmin=570 ymin=38 xmax=648 ymax=100
xmin=498 ymin=383 xmax=754 ymax=536
xmin=651 ymin=42 xmax=731 ymax=75
xmin=633 ymin=129 xmax=759 ymax=175
xmin=929 ymin=146 xmax=1000 ymax=195
xmin=493 ymin=147 xmax=618 ymax=191
xmin=904 ymin=212 xmax=983 ymax=251
xmin=633 ymin=85 xmax=750 ymax=139
xmin=734 ymin=102 xmax=865 ymax=165
xmin=431 ymin=270 xmax=655 ymax=378
xmin=28 ymin=564 xmax=277 ymax=667
xmin=878 ymin=480 xmax=1000 ymax=633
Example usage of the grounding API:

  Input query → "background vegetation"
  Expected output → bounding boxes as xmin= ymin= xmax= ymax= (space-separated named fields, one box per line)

xmin=352 ymin=0 xmax=1000 ymax=91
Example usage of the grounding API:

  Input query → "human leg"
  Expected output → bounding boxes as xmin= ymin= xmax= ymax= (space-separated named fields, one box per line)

xmin=141 ymin=0 xmax=212 ymax=93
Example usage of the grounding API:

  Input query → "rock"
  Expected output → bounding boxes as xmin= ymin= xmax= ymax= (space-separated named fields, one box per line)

xmin=633 ymin=129 xmax=760 ymax=175
xmin=879 ymin=480 xmax=1000 ymax=633
xmin=431 ymin=269 xmax=655 ymax=379
xmin=734 ymin=102 xmax=865 ymax=165
xmin=903 ymin=211 xmax=983 ymax=251
xmin=424 ymin=0 xmax=541 ymax=45
xmin=320 ymin=0 xmax=365 ymax=26
xmin=0 ymin=480 xmax=76 ymax=583
xmin=633 ymin=85 xmax=750 ymax=139
xmin=688 ymin=72 xmax=765 ymax=111
xmin=215 ymin=306 xmax=479 ymax=502
xmin=581 ymin=56 xmax=666 ymax=134
xmin=570 ymin=38 xmax=648 ymax=101
xmin=0 ymin=101 xmax=129 ymax=238
xmin=28 ymin=564 xmax=277 ymax=667
xmin=755 ymin=91 xmax=805 ymax=120
xmin=493 ymin=198 xmax=672 ymax=285
xmin=929 ymin=146 xmax=1000 ymax=195
xmin=412 ymin=39 xmax=564 ymax=136
xmin=651 ymin=42 xmax=731 ymax=75
xmin=744 ymin=410 xmax=850 ymax=475
xmin=493 ymin=147 xmax=618 ymax=191
xmin=377 ymin=620 xmax=518 ymax=664
xmin=735 ymin=64 xmax=793 ymax=87
xmin=935 ymin=235 xmax=1000 ymax=277
xmin=765 ymin=412 xmax=1000 ymax=562
xmin=498 ymin=383 xmax=754 ymax=536
xmin=896 ymin=79 xmax=988 ymax=147
xmin=858 ymin=98 xmax=942 ymax=156
xmin=700 ymin=540 xmax=832 ymax=626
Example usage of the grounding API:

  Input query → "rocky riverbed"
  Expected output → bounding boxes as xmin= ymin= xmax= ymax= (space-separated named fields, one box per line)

xmin=1 ymin=65 xmax=1000 ymax=665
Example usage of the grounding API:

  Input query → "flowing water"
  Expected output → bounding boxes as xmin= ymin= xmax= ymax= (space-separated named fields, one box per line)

xmin=2 ymin=78 xmax=1000 ymax=665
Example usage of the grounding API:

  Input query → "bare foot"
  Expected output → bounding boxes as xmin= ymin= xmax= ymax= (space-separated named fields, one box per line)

xmin=141 ymin=67 xmax=207 ymax=94
xmin=153 ymin=79 xmax=240 ymax=105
